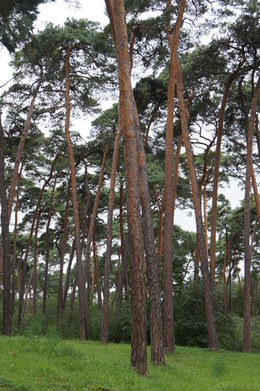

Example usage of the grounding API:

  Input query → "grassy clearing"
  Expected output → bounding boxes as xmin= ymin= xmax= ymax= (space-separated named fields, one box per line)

xmin=0 ymin=336 xmax=259 ymax=390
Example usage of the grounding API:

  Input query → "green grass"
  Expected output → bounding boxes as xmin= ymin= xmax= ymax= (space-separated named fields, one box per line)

xmin=0 ymin=336 xmax=259 ymax=390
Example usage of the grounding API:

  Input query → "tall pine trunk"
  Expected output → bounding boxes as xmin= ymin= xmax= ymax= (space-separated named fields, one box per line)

xmin=105 ymin=0 xmax=147 ymax=375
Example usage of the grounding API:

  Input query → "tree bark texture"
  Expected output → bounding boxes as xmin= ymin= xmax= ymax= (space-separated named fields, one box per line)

xmin=105 ymin=0 xmax=147 ymax=375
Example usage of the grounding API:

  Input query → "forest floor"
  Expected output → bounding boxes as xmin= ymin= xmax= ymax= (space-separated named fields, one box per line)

xmin=0 ymin=336 xmax=259 ymax=390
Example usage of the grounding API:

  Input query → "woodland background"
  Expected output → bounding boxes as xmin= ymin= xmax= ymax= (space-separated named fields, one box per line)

xmin=0 ymin=0 xmax=259 ymax=376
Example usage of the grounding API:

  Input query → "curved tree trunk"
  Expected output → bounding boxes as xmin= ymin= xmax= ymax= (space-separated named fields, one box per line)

xmin=101 ymin=127 xmax=121 ymax=343
xmin=176 ymin=57 xmax=218 ymax=350
xmin=243 ymin=76 xmax=260 ymax=352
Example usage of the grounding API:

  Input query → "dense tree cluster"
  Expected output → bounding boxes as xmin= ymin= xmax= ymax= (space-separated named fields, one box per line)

xmin=0 ymin=0 xmax=259 ymax=375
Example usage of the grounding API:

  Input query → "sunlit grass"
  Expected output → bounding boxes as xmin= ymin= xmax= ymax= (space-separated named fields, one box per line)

xmin=0 ymin=336 xmax=259 ymax=390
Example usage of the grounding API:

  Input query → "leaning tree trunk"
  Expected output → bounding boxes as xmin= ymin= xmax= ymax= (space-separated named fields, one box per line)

xmin=243 ymin=76 xmax=260 ymax=352
xmin=64 ymin=47 xmax=86 ymax=341
xmin=0 ymin=115 xmax=11 ymax=335
xmin=176 ymin=58 xmax=218 ymax=350
xmin=101 ymin=127 xmax=121 ymax=344
xmin=105 ymin=0 xmax=147 ymax=375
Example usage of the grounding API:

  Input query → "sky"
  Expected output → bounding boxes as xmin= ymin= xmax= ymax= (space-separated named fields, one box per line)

xmin=0 ymin=0 xmax=245 ymax=233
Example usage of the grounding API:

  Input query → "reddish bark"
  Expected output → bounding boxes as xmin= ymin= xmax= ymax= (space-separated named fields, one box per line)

xmin=105 ymin=0 xmax=147 ymax=375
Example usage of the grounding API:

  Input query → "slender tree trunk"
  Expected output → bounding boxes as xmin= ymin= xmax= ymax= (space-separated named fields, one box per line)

xmin=210 ymin=65 xmax=245 ymax=287
xmin=57 ymin=179 xmax=71 ymax=327
xmin=0 ymin=115 xmax=11 ymax=335
xmin=243 ymin=76 xmax=260 ymax=352
xmin=62 ymin=238 xmax=76 ymax=310
xmin=194 ymin=238 xmax=199 ymax=282
xmin=223 ymin=230 xmax=229 ymax=311
xmin=11 ymin=162 xmax=24 ymax=316
xmin=117 ymin=184 xmax=127 ymax=308
xmin=84 ymin=143 xmax=109 ymax=307
xmin=126 ymin=9 xmax=165 ymax=365
xmin=93 ymin=230 xmax=102 ymax=310
xmin=251 ymin=166 xmax=260 ymax=226
xmin=133 ymin=108 xmax=164 ymax=364
xmin=163 ymin=0 xmax=186 ymax=353
xmin=253 ymin=276 xmax=260 ymax=316
xmin=63 ymin=164 xmax=90 ymax=312
xmin=153 ymin=185 xmax=163 ymax=269
xmin=43 ymin=176 xmax=57 ymax=314
xmin=172 ymin=136 xmax=182 ymax=223
xmin=101 ymin=127 xmax=121 ymax=343
xmin=33 ymin=211 xmax=41 ymax=315
xmin=105 ymin=0 xmax=147 ymax=375
xmin=8 ymin=80 xmax=42 ymax=223
xmin=176 ymin=58 xmax=218 ymax=350
xmin=64 ymin=48 xmax=86 ymax=340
